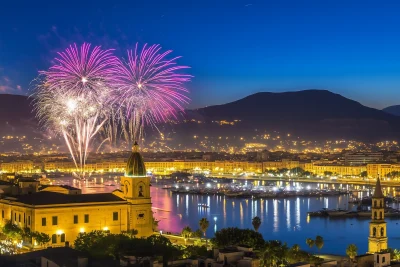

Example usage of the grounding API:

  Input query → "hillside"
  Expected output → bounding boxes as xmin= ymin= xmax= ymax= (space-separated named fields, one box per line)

xmin=1 ymin=90 xmax=400 ymax=151
xmin=382 ymin=105 xmax=400 ymax=116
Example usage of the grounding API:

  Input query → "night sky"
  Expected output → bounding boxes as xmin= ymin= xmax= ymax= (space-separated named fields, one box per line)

xmin=1 ymin=0 xmax=400 ymax=109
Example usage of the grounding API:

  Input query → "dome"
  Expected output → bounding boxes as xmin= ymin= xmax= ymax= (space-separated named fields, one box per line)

xmin=125 ymin=142 xmax=146 ymax=177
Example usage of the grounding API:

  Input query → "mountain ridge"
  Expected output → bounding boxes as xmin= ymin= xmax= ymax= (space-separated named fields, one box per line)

xmin=1 ymin=90 xmax=399 ymax=147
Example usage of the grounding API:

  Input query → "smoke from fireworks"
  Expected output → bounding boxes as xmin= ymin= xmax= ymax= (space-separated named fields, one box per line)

xmin=33 ymin=43 xmax=120 ymax=179
xmin=113 ymin=43 xmax=192 ymax=142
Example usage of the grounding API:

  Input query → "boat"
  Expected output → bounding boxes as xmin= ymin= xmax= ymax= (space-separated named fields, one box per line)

xmin=224 ymin=191 xmax=243 ymax=197
xmin=326 ymin=209 xmax=349 ymax=216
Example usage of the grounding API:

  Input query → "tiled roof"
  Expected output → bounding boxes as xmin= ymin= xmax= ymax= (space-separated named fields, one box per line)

xmin=3 ymin=191 xmax=126 ymax=205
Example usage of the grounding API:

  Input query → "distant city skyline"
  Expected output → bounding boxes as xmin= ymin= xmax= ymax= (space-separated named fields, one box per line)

xmin=1 ymin=0 xmax=400 ymax=109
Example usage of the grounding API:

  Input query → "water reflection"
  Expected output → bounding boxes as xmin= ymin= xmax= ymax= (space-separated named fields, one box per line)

xmin=44 ymin=177 xmax=400 ymax=254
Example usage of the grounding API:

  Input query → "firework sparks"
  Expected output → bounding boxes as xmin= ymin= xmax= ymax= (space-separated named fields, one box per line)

xmin=113 ymin=43 xmax=192 ymax=142
xmin=33 ymin=43 xmax=119 ymax=179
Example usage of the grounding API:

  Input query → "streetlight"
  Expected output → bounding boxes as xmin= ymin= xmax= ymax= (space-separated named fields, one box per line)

xmin=214 ymin=217 xmax=217 ymax=224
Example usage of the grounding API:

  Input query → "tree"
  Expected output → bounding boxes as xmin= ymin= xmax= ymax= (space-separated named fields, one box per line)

xmin=74 ymin=230 xmax=108 ymax=253
xmin=121 ymin=229 xmax=138 ymax=238
xmin=211 ymin=227 xmax=265 ymax=250
xmin=33 ymin=232 xmax=50 ymax=248
xmin=346 ymin=244 xmax=358 ymax=261
xmin=324 ymin=171 xmax=333 ymax=177
xmin=306 ymin=238 xmax=315 ymax=249
xmin=290 ymin=167 xmax=305 ymax=176
xmin=193 ymin=229 xmax=203 ymax=239
xmin=199 ymin=218 xmax=209 ymax=238
xmin=252 ymin=216 xmax=262 ymax=232
xmin=181 ymin=226 xmax=192 ymax=244
xmin=360 ymin=171 xmax=368 ymax=178
xmin=315 ymin=236 xmax=324 ymax=252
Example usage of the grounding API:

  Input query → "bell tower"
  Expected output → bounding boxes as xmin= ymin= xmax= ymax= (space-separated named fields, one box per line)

xmin=120 ymin=142 xmax=153 ymax=237
xmin=368 ymin=177 xmax=388 ymax=253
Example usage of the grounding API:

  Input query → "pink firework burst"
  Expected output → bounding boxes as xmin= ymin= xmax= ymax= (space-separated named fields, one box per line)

xmin=114 ymin=43 xmax=192 ymax=141
xmin=43 ymin=43 xmax=120 ymax=102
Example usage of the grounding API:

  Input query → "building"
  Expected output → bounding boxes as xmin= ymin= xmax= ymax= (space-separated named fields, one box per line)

xmin=0 ymin=160 xmax=35 ymax=173
xmin=0 ymin=142 xmax=154 ymax=248
xmin=345 ymin=152 xmax=383 ymax=165
xmin=368 ymin=178 xmax=388 ymax=253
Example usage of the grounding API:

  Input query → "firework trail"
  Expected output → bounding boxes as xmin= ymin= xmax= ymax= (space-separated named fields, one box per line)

xmin=33 ymin=43 xmax=119 ymax=179
xmin=113 ymin=43 xmax=192 ymax=143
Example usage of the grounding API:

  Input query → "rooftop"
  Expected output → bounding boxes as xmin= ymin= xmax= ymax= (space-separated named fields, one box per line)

xmin=1 ymin=191 xmax=126 ymax=205
xmin=126 ymin=142 xmax=146 ymax=177
xmin=373 ymin=178 xmax=384 ymax=198
xmin=39 ymin=184 xmax=80 ymax=191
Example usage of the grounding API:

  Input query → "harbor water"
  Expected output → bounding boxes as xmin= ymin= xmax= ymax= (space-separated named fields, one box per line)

xmin=53 ymin=177 xmax=400 ymax=255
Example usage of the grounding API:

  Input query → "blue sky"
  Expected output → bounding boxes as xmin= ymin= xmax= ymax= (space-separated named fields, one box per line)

xmin=1 ymin=0 xmax=400 ymax=108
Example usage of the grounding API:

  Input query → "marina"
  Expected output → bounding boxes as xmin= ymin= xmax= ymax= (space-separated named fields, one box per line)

xmin=37 ymin=175 xmax=400 ymax=255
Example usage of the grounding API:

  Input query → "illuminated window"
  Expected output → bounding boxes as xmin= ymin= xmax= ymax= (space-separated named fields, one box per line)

xmin=42 ymin=218 xmax=46 ymax=226
xmin=113 ymin=212 xmax=118 ymax=221
xmin=52 ymin=216 xmax=58 ymax=226
xmin=84 ymin=214 xmax=89 ymax=223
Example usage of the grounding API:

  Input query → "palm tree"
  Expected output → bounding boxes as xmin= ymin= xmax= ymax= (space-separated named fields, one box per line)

xmin=292 ymin=244 xmax=300 ymax=252
xmin=199 ymin=218 xmax=210 ymax=247
xmin=315 ymin=235 xmax=324 ymax=252
xmin=181 ymin=226 xmax=192 ymax=245
xmin=346 ymin=244 xmax=358 ymax=263
xmin=252 ymin=216 xmax=262 ymax=232
xmin=306 ymin=238 xmax=315 ymax=250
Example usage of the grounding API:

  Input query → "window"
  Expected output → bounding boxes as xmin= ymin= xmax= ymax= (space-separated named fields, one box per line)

xmin=28 ymin=216 xmax=30 ymax=225
xmin=139 ymin=185 xmax=144 ymax=197
xmin=24 ymin=213 xmax=25 ymax=224
xmin=373 ymin=227 xmax=376 ymax=237
xmin=74 ymin=215 xmax=78 ymax=224
xmin=14 ymin=213 xmax=16 ymax=221
xmin=383 ymin=257 xmax=386 ymax=263
xmin=52 ymin=216 xmax=58 ymax=226
xmin=381 ymin=227 xmax=384 ymax=237
xmin=84 ymin=214 xmax=89 ymax=223
xmin=51 ymin=234 xmax=57 ymax=244
xmin=374 ymin=212 xmax=377 ymax=219
xmin=1 ymin=210 xmax=4 ymax=219
xmin=18 ymin=214 xmax=21 ymax=222
xmin=380 ymin=212 xmax=383 ymax=219
xmin=60 ymin=233 xmax=65 ymax=242
xmin=374 ymin=200 xmax=377 ymax=207
xmin=113 ymin=212 xmax=118 ymax=221
xmin=42 ymin=217 xmax=46 ymax=226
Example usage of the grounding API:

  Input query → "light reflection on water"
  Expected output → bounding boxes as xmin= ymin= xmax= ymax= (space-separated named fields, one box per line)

xmin=48 ymin=177 xmax=400 ymax=255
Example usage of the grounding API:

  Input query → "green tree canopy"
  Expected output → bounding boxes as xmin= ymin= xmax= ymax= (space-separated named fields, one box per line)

xmin=211 ymin=227 xmax=265 ymax=249
xmin=252 ymin=216 xmax=262 ymax=232
xmin=346 ymin=244 xmax=358 ymax=260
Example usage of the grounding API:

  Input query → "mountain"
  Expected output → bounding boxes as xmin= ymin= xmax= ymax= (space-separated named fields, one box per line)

xmin=180 ymin=90 xmax=400 ymax=142
xmin=0 ymin=94 xmax=38 ymax=135
xmin=1 ymin=90 xmax=400 ymax=151
xmin=382 ymin=105 xmax=400 ymax=116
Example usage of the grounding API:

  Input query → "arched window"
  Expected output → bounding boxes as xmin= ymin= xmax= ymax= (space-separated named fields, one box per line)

xmin=380 ymin=212 xmax=383 ymax=219
xmin=52 ymin=234 xmax=57 ymax=244
xmin=138 ymin=185 xmax=144 ymax=197
xmin=381 ymin=227 xmax=384 ymax=237
xmin=374 ymin=211 xmax=377 ymax=219
xmin=373 ymin=227 xmax=376 ymax=237
xmin=125 ymin=184 xmax=129 ymax=194
xmin=61 ymin=233 xmax=65 ymax=242
xmin=374 ymin=200 xmax=377 ymax=207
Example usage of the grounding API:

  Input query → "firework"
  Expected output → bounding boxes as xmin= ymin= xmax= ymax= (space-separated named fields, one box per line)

xmin=113 ymin=43 xmax=192 ymax=142
xmin=34 ymin=43 xmax=119 ymax=179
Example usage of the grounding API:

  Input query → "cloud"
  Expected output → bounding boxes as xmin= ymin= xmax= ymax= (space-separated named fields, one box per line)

xmin=0 ymin=76 xmax=23 ymax=94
